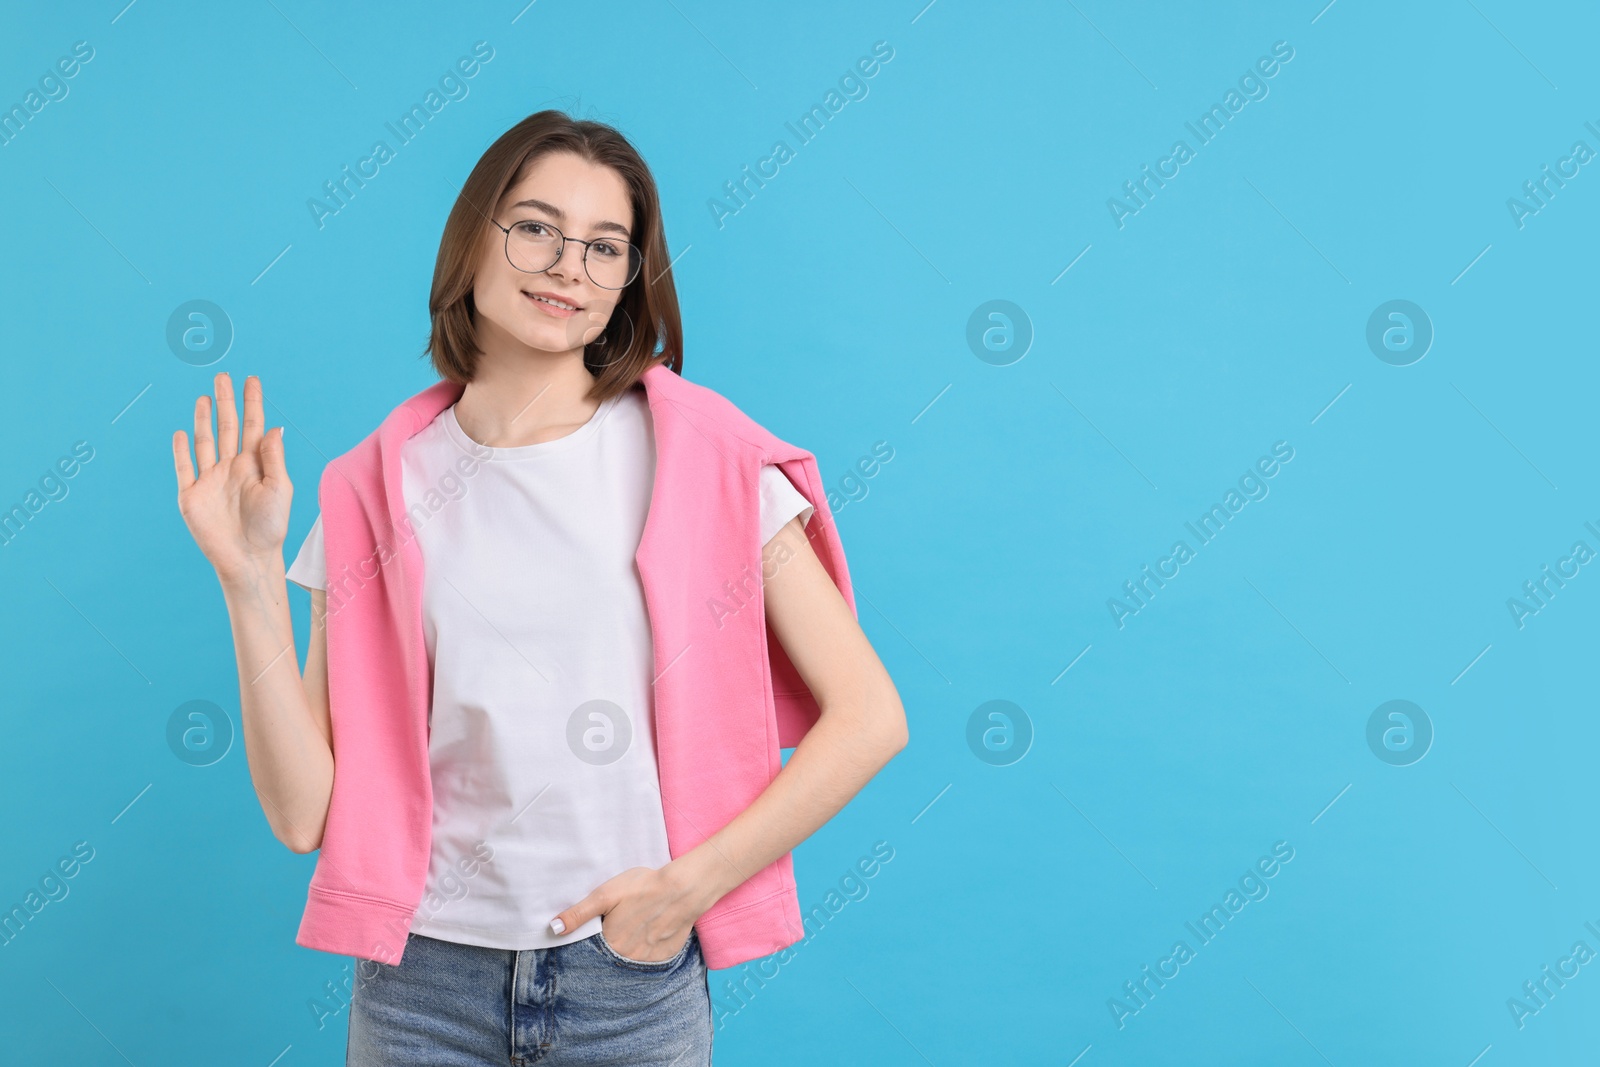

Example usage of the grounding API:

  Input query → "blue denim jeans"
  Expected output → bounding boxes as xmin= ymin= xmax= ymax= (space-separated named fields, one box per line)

xmin=346 ymin=927 xmax=713 ymax=1065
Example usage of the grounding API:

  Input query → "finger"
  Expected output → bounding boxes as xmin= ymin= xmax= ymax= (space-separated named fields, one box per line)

xmin=240 ymin=375 xmax=265 ymax=457
xmin=193 ymin=394 xmax=216 ymax=474
xmin=214 ymin=372 xmax=240 ymax=459
xmin=549 ymin=889 xmax=608 ymax=935
xmin=172 ymin=430 xmax=195 ymax=491
xmin=259 ymin=425 xmax=288 ymax=484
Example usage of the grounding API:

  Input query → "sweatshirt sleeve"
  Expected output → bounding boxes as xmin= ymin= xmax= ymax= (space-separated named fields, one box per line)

xmin=758 ymin=464 xmax=814 ymax=547
xmin=286 ymin=512 xmax=328 ymax=591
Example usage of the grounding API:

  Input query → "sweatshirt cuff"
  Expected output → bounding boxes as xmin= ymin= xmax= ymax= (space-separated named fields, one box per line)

xmin=296 ymin=886 xmax=418 ymax=966
xmin=694 ymin=887 xmax=806 ymax=971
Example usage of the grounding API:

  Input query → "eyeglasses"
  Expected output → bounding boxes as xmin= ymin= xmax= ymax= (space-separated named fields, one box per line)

xmin=489 ymin=218 xmax=642 ymax=290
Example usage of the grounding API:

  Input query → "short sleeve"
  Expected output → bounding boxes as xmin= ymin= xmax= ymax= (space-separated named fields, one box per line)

xmin=759 ymin=464 xmax=814 ymax=547
xmin=286 ymin=513 xmax=327 ymax=591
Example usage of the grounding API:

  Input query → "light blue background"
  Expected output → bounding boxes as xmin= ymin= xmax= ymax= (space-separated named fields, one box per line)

xmin=2 ymin=1 xmax=1596 ymax=1063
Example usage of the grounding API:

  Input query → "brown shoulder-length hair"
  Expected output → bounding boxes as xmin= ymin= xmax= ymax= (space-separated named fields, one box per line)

xmin=424 ymin=110 xmax=683 ymax=400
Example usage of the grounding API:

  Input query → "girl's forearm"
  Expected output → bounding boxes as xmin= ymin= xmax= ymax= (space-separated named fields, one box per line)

xmin=218 ymin=556 xmax=334 ymax=853
xmin=667 ymin=684 xmax=907 ymax=915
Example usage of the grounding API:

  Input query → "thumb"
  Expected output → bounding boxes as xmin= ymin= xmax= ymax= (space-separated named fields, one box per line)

xmin=549 ymin=886 xmax=610 ymax=936
xmin=259 ymin=426 xmax=288 ymax=481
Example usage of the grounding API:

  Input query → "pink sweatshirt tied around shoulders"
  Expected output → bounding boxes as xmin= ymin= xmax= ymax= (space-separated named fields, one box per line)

xmin=293 ymin=362 xmax=856 ymax=971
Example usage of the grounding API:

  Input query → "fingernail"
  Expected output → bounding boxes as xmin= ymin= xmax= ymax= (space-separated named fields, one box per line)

xmin=549 ymin=917 xmax=565 ymax=934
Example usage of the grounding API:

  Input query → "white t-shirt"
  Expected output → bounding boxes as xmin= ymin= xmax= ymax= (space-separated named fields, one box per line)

xmin=285 ymin=385 xmax=813 ymax=950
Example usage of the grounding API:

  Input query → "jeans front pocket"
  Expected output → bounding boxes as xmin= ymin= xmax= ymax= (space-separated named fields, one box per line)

xmin=593 ymin=926 xmax=696 ymax=972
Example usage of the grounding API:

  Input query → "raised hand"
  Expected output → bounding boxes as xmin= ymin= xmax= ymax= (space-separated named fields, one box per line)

xmin=172 ymin=372 xmax=293 ymax=583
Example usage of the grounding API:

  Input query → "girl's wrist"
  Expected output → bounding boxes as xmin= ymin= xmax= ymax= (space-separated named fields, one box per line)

xmin=666 ymin=846 xmax=740 ymax=916
xmin=216 ymin=551 xmax=285 ymax=591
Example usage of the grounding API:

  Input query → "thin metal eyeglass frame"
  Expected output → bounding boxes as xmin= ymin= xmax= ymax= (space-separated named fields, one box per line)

xmin=489 ymin=218 xmax=641 ymax=290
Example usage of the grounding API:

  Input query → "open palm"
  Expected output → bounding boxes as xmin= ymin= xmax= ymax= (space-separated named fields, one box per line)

xmin=172 ymin=372 xmax=292 ymax=580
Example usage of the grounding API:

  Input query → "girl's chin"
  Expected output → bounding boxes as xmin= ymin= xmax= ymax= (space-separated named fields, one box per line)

xmin=509 ymin=321 xmax=590 ymax=353
xmin=483 ymin=308 xmax=605 ymax=353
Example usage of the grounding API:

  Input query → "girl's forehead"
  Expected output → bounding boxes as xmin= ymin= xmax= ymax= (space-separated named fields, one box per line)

xmin=501 ymin=166 xmax=633 ymax=233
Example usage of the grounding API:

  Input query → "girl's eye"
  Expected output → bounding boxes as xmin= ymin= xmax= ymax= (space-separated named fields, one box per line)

xmin=517 ymin=221 xmax=552 ymax=236
xmin=591 ymin=241 xmax=621 ymax=257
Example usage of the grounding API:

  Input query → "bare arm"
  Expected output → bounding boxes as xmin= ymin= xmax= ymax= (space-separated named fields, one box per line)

xmin=217 ymin=566 xmax=334 ymax=853
xmin=670 ymin=513 xmax=909 ymax=903
xmin=552 ymin=511 xmax=908 ymax=959
xmin=174 ymin=372 xmax=333 ymax=854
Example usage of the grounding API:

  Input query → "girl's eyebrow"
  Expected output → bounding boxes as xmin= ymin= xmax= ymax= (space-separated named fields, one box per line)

xmin=509 ymin=197 xmax=631 ymax=239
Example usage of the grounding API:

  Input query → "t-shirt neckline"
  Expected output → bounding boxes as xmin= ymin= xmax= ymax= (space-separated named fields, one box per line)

xmin=442 ymin=390 xmax=624 ymax=461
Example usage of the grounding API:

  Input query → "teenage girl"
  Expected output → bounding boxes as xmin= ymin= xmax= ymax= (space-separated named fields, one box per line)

xmin=171 ymin=110 xmax=907 ymax=1065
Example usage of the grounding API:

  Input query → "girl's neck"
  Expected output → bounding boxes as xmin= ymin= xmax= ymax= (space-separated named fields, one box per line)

xmin=453 ymin=352 xmax=600 ymax=450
